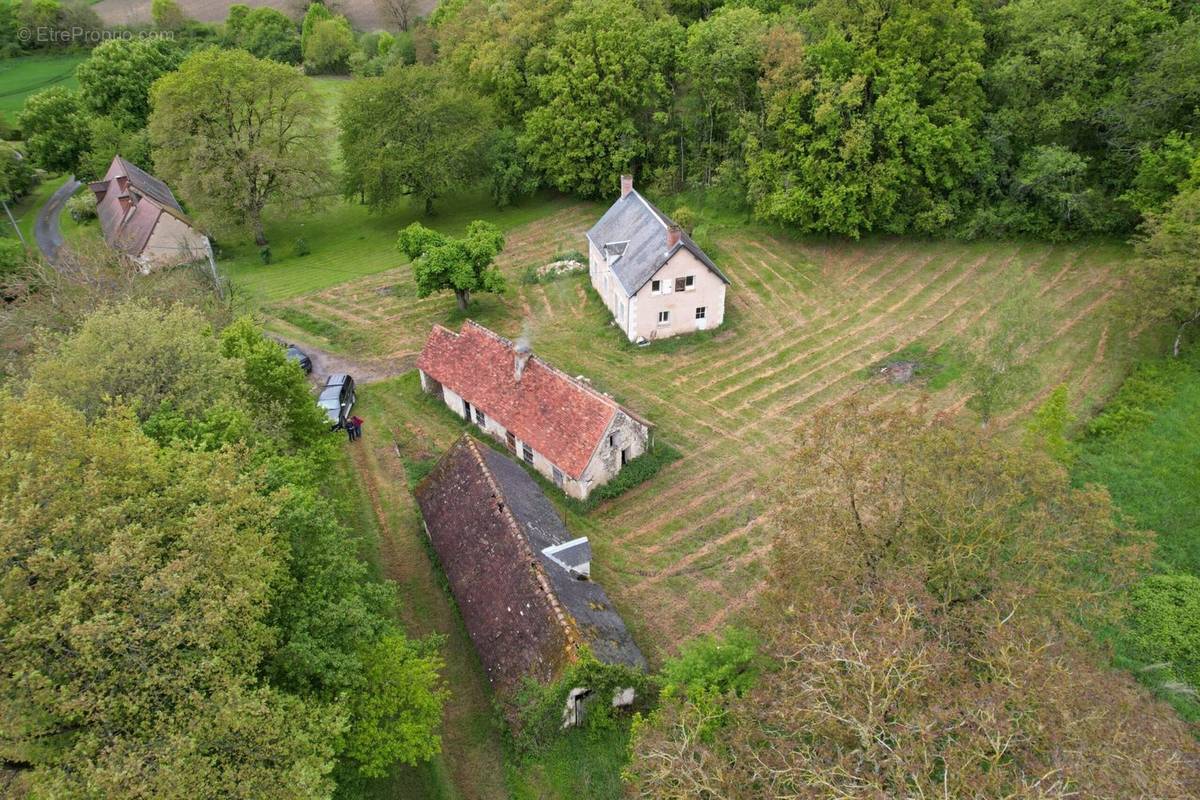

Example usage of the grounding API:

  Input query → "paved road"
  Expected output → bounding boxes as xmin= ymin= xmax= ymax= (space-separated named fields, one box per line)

xmin=35 ymin=175 xmax=81 ymax=265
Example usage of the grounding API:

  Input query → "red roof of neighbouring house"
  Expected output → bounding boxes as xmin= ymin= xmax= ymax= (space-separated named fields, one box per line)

xmin=416 ymin=321 xmax=648 ymax=479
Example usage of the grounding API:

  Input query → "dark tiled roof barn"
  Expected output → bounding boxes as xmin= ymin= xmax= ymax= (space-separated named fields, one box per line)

xmin=415 ymin=436 xmax=646 ymax=690
xmin=416 ymin=321 xmax=649 ymax=480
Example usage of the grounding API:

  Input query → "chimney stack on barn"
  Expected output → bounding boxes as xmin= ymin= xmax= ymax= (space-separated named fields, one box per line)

xmin=514 ymin=340 xmax=532 ymax=382
xmin=666 ymin=224 xmax=681 ymax=249
xmin=620 ymin=174 xmax=633 ymax=198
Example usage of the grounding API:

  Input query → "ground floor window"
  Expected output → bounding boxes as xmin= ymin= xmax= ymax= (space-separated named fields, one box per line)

xmin=522 ymin=444 xmax=534 ymax=464
xmin=658 ymin=310 xmax=670 ymax=325
xmin=695 ymin=306 xmax=707 ymax=320
xmin=552 ymin=467 xmax=563 ymax=486
xmin=506 ymin=431 xmax=516 ymax=450
xmin=474 ymin=407 xmax=486 ymax=425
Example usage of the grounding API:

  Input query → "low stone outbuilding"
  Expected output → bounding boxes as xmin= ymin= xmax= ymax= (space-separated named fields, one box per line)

xmin=587 ymin=174 xmax=731 ymax=342
xmin=89 ymin=155 xmax=208 ymax=271
xmin=416 ymin=320 xmax=653 ymax=500
xmin=415 ymin=435 xmax=647 ymax=693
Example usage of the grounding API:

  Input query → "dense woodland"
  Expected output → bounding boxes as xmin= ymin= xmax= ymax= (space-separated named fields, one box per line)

xmin=2 ymin=0 xmax=1200 ymax=798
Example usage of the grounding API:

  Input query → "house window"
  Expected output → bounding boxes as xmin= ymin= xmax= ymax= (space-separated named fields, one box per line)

xmin=506 ymin=431 xmax=516 ymax=451
xmin=675 ymin=277 xmax=686 ymax=292
xmin=684 ymin=275 xmax=695 ymax=290
xmin=609 ymin=433 xmax=618 ymax=448
xmin=474 ymin=407 xmax=486 ymax=426
xmin=658 ymin=310 xmax=670 ymax=325
xmin=552 ymin=467 xmax=563 ymax=486
xmin=651 ymin=279 xmax=661 ymax=294
xmin=462 ymin=399 xmax=471 ymax=419
xmin=695 ymin=306 xmax=707 ymax=320
xmin=522 ymin=444 xmax=534 ymax=465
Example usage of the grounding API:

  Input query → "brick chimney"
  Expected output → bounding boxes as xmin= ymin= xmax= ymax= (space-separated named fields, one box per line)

xmin=666 ymin=224 xmax=681 ymax=248
xmin=514 ymin=340 xmax=532 ymax=382
xmin=620 ymin=174 xmax=633 ymax=198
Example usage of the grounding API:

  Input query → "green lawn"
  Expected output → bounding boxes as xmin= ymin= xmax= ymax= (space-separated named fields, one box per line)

xmin=0 ymin=53 xmax=85 ymax=119
xmin=220 ymin=190 xmax=585 ymax=307
xmin=1074 ymin=349 xmax=1200 ymax=720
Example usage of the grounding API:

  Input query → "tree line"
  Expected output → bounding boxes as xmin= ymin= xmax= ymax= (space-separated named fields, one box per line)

xmin=0 ymin=249 xmax=446 ymax=796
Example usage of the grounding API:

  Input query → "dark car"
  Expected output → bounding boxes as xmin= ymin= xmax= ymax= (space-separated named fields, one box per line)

xmin=285 ymin=344 xmax=313 ymax=374
xmin=318 ymin=373 xmax=355 ymax=429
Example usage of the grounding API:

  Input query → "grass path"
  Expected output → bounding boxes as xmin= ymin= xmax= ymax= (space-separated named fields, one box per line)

xmin=345 ymin=378 xmax=510 ymax=800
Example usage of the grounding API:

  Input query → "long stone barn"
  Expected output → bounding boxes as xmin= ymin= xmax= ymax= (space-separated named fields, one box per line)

xmin=415 ymin=435 xmax=647 ymax=707
xmin=416 ymin=320 xmax=653 ymax=500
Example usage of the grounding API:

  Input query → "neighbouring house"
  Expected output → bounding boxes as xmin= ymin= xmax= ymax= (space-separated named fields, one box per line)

xmin=587 ymin=174 xmax=731 ymax=342
xmin=416 ymin=320 xmax=653 ymax=500
xmin=89 ymin=155 xmax=209 ymax=271
xmin=415 ymin=435 xmax=647 ymax=704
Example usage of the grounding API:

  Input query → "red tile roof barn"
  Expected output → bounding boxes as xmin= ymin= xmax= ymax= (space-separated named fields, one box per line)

xmin=417 ymin=321 xmax=646 ymax=479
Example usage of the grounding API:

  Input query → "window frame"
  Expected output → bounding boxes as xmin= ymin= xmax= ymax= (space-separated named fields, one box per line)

xmin=684 ymin=275 xmax=695 ymax=291
xmin=522 ymin=444 xmax=534 ymax=465
xmin=651 ymin=279 xmax=661 ymax=294
xmin=658 ymin=310 xmax=670 ymax=326
xmin=474 ymin=407 xmax=486 ymax=426
xmin=695 ymin=306 xmax=707 ymax=320
xmin=552 ymin=466 xmax=563 ymax=486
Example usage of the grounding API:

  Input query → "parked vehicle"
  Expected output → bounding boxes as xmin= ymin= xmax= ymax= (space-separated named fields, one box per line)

xmin=318 ymin=373 xmax=355 ymax=429
xmin=285 ymin=343 xmax=313 ymax=374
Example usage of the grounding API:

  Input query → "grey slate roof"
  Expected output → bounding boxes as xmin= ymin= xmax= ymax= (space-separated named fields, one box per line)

xmin=586 ymin=189 xmax=731 ymax=296
xmin=479 ymin=447 xmax=648 ymax=671
xmin=116 ymin=155 xmax=184 ymax=214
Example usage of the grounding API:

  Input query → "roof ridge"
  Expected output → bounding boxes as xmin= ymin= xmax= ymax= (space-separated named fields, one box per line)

xmin=465 ymin=436 xmax=581 ymax=656
xmin=458 ymin=321 xmax=628 ymax=417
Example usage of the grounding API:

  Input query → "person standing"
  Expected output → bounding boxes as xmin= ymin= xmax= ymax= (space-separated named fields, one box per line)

xmin=349 ymin=415 xmax=364 ymax=441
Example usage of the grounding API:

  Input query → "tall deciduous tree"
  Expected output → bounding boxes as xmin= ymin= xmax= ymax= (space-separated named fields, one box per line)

xmin=76 ymin=37 xmax=182 ymax=130
xmin=396 ymin=220 xmax=505 ymax=310
xmin=1131 ymin=185 xmax=1200 ymax=356
xmin=628 ymin=401 xmax=1198 ymax=798
xmin=16 ymin=87 xmax=92 ymax=174
xmin=223 ymin=5 xmax=302 ymax=64
xmin=747 ymin=0 xmax=988 ymax=237
xmin=339 ymin=64 xmax=491 ymax=215
xmin=149 ymin=48 xmax=331 ymax=245
xmin=521 ymin=0 xmax=682 ymax=198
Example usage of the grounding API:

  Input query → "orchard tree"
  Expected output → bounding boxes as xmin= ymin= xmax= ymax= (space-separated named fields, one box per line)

xmin=521 ymin=0 xmax=682 ymax=198
xmin=76 ymin=37 xmax=182 ymax=129
xmin=339 ymin=64 xmax=491 ymax=215
xmin=396 ymin=220 xmax=505 ymax=310
xmin=149 ymin=48 xmax=331 ymax=245
xmin=966 ymin=279 xmax=1049 ymax=424
xmin=16 ymin=87 xmax=92 ymax=174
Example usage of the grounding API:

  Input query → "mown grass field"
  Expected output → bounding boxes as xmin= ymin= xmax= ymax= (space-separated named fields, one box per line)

xmin=270 ymin=200 xmax=1152 ymax=659
xmin=0 ymin=54 xmax=85 ymax=118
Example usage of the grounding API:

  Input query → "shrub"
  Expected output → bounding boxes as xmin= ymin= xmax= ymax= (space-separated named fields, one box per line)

xmin=259 ymin=245 xmax=272 ymax=264
xmin=293 ymin=237 xmax=310 ymax=257
xmin=671 ymin=205 xmax=697 ymax=234
xmin=568 ymin=442 xmax=682 ymax=513
xmin=660 ymin=627 xmax=760 ymax=700
xmin=507 ymin=651 xmax=653 ymax=756
xmin=1129 ymin=574 xmax=1200 ymax=687
xmin=1024 ymin=384 xmax=1075 ymax=464
xmin=66 ymin=192 xmax=97 ymax=223
xmin=0 ymin=237 xmax=27 ymax=277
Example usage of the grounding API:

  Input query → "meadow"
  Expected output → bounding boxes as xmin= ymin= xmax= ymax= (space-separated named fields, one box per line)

xmin=250 ymin=193 xmax=1155 ymax=798
xmin=0 ymin=53 xmax=85 ymax=118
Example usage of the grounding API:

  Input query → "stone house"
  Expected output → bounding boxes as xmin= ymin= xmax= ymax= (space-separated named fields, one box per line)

xmin=416 ymin=320 xmax=653 ymax=501
xmin=88 ymin=155 xmax=209 ymax=271
xmin=415 ymin=435 xmax=647 ymax=694
xmin=587 ymin=175 xmax=731 ymax=342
